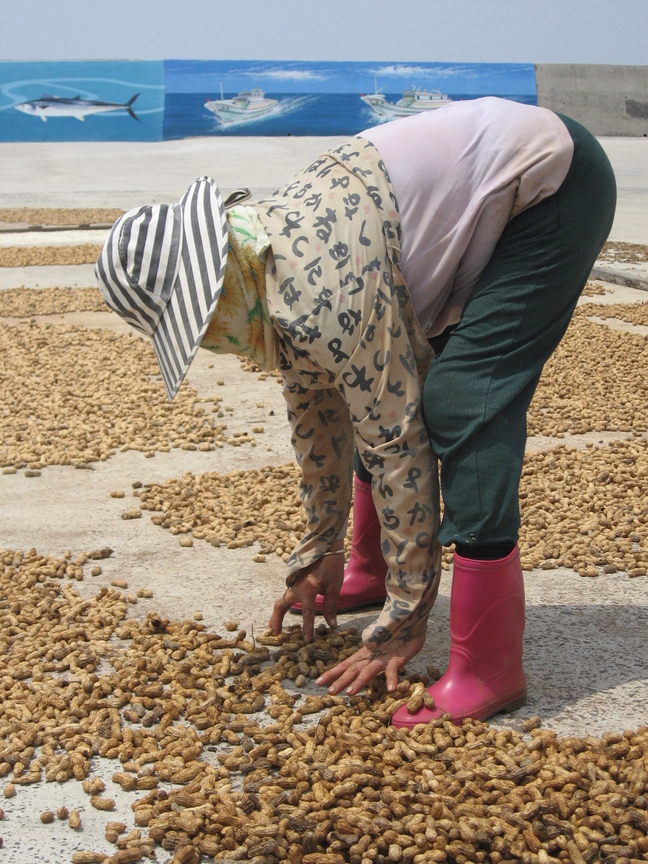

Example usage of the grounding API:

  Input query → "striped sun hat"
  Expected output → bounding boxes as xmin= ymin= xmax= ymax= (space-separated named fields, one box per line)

xmin=95 ymin=177 xmax=228 ymax=400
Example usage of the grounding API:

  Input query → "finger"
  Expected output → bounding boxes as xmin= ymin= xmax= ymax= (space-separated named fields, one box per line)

xmin=268 ymin=589 xmax=293 ymax=635
xmin=320 ymin=584 xmax=339 ymax=630
xmin=384 ymin=657 xmax=403 ymax=693
xmin=321 ymin=656 xmax=380 ymax=696
xmin=268 ymin=597 xmax=284 ymax=636
xmin=316 ymin=648 xmax=370 ymax=687
xmin=322 ymin=663 xmax=362 ymax=695
xmin=316 ymin=662 xmax=346 ymax=688
xmin=301 ymin=591 xmax=316 ymax=645
xmin=342 ymin=659 xmax=386 ymax=696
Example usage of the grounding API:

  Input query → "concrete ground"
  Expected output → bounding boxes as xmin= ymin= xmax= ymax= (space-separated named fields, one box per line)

xmin=0 ymin=135 xmax=647 ymax=861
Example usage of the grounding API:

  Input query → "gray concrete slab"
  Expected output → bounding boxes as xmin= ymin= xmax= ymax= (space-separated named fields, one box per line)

xmin=599 ymin=137 xmax=648 ymax=244
xmin=0 ymin=264 xmax=97 ymax=289
xmin=1 ymin=134 xmax=647 ymax=243
xmin=0 ymin=228 xmax=110 ymax=247
xmin=0 ymin=137 xmax=345 ymax=211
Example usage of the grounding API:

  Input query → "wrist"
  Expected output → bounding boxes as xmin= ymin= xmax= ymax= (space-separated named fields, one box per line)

xmin=323 ymin=538 xmax=345 ymax=556
xmin=321 ymin=548 xmax=345 ymax=557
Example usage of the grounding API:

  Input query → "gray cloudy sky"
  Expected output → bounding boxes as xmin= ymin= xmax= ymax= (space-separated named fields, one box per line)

xmin=2 ymin=0 xmax=645 ymax=65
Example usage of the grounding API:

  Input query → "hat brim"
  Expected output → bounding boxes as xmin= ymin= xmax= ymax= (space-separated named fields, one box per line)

xmin=151 ymin=177 xmax=228 ymax=400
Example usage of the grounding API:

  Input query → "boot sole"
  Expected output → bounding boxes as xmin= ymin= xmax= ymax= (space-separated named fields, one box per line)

xmin=392 ymin=688 xmax=527 ymax=729
xmin=500 ymin=693 xmax=527 ymax=714
xmin=465 ymin=689 xmax=528 ymax=723
xmin=469 ymin=688 xmax=528 ymax=722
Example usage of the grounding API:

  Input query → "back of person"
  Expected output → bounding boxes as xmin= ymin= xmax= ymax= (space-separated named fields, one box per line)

xmin=360 ymin=97 xmax=573 ymax=335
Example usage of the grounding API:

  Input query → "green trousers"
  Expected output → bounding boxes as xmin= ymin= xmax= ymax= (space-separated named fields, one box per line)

xmin=423 ymin=114 xmax=617 ymax=548
xmin=355 ymin=114 xmax=616 ymax=548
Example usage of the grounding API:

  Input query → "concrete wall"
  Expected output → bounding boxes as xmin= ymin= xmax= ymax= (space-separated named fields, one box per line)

xmin=536 ymin=64 xmax=648 ymax=136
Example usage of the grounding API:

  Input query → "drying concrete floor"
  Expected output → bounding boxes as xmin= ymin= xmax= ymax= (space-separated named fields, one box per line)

xmin=0 ymin=135 xmax=647 ymax=862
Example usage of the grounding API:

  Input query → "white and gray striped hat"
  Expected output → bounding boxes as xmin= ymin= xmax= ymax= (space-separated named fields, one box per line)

xmin=95 ymin=177 xmax=228 ymax=401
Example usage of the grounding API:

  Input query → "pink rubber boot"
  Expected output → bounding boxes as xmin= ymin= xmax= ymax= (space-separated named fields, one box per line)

xmin=391 ymin=546 xmax=527 ymax=728
xmin=290 ymin=477 xmax=387 ymax=614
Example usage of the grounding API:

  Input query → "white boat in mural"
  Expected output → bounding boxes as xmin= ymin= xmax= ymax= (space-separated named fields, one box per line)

xmin=205 ymin=85 xmax=279 ymax=124
xmin=361 ymin=80 xmax=451 ymax=120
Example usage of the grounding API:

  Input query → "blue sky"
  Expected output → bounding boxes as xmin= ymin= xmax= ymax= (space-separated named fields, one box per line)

xmin=1 ymin=0 xmax=646 ymax=65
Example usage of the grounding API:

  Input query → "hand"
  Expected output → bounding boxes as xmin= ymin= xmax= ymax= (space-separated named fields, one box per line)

xmin=269 ymin=545 xmax=345 ymax=644
xmin=315 ymin=632 xmax=426 ymax=696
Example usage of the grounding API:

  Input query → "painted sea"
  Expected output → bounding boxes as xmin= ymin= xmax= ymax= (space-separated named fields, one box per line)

xmin=165 ymin=91 xmax=536 ymax=139
xmin=163 ymin=59 xmax=537 ymax=138
xmin=0 ymin=59 xmax=537 ymax=142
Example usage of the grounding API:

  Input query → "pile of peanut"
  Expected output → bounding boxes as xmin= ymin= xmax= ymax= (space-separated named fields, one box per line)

xmin=519 ymin=440 xmax=648 ymax=575
xmin=527 ymin=309 xmax=648 ymax=438
xmin=3 ymin=287 xmax=648 ymax=470
xmin=237 ymin=356 xmax=285 ymax=384
xmin=136 ymin=434 xmax=648 ymax=577
xmin=0 ymin=321 xmax=258 ymax=471
xmin=1 ymin=548 xmax=647 ymax=864
xmin=0 ymin=287 xmax=106 ymax=318
xmin=580 ymin=302 xmax=648 ymax=328
xmin=0 ymin=207 xmax=124 ymax=227
xmin=597 ymin=241 xmax=648 ymax=265
xmin=138 ymin=465 xmax=307 ymax=560
xmin=0 ymin=246 xmax=104 ymax=267
xmin=580 ymin=282 xmax=607 ymax=298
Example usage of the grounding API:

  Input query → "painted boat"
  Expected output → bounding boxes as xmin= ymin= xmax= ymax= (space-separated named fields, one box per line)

xmin=205 ymin=87 xmax=279 ymax=124
xmin=361 ymin=84 xmax=451 ymax=119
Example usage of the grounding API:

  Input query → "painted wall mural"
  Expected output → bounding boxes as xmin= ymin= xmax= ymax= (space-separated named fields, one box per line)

xmin=0 ymin=60 xmax=536 ymax=142
xmin=0 ymin=61 xmax=165 ymax=141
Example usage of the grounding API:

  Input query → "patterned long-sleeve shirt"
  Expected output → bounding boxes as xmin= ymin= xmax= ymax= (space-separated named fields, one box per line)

xmin=255 ymin=138 xmax=442 ymax=654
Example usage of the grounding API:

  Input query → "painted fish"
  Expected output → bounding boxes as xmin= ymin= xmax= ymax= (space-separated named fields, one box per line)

xmin=14 ymin=93 xmax=140 ymax=122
